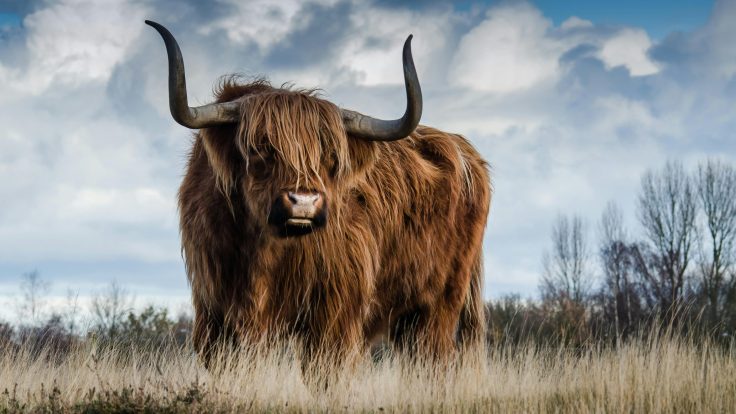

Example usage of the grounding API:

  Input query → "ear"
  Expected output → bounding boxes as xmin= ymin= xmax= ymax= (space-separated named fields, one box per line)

xmin=346 ymin=139 xmax=377 ymax=180
xmin=200 ymin=125 xmax=241 ymax=192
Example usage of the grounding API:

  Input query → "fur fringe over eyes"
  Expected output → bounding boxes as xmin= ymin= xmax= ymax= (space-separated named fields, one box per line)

xmin=238 ymin=91 xmax=351 ymax=188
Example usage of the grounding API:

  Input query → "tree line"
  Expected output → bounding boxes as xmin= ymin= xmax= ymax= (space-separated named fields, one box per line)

xmin=0 ymin=275 xmax=192 ymax=356
xmin=487 ymin=159 xmax=736 ymax=346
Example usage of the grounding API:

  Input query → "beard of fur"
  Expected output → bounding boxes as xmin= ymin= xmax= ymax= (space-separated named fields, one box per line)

xmin=275 ymin=219 xmax=377 ymax=347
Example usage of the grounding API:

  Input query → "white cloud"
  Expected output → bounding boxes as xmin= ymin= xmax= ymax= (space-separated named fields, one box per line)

xmin=448 ymin=3 xmax=661 ymax=95
xmin=13 ymin=0 xmax=148 ymax=93
xmin=336 ymin=7 xmax=453 ymax=86
xmin=450 ymin=3 xmax=561 ymax=93
xmin=560 ymin=16 xmax=594 ymax=30
xmin=598 ymin=28 xmax=659 ymax=76
xmin=199 ymin=0 xmax=339 ymax=50
xmin=0 ymin=112 xmax=181 ymax=262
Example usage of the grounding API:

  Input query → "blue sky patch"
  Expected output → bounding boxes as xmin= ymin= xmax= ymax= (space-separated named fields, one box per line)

xmin=533 ymin=0 xmax=712 ymax=39
xmin=0 ymin=13 xmax=20 ymax=28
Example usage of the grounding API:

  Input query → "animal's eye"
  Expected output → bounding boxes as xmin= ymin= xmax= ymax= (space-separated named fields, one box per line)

xmin=327 ymin=153 xmax=339 ymax=177
xmin=248 ymin=144 xmax=274 ymax=159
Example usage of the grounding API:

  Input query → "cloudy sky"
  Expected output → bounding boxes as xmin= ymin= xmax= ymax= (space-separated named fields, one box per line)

xmin=1 ymin=0 xmax=734 ymax=319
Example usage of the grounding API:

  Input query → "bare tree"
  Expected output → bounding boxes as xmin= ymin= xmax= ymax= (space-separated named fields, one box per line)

xmin=541 ymin=214 xmax=592 ymax=307
xmin=637 ymin=161 xmax=698 ymax=315
xmin=695 ymin=159 xmax=736 ymax=323
xmin=62 ymin=289 xmax=81 ymax=336
xmin=600 ymin=201 xmax=627 ymax=246
xmin=90 ymin=281 xmax=133 ymax=341
xmin=598 ymin=202 xmax=641 ymax=337
xmin=16 ymin=270 xmax=50 ymax=325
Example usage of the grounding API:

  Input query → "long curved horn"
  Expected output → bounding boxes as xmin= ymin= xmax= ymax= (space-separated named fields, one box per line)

xmin=340 ymin=35 xmax=423 ymax=142
xmin=145 ymin=20 xmax=240 ymax=129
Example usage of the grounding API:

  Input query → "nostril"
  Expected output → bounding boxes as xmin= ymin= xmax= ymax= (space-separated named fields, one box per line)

xmin=287 ymin=192 xmax=298 ymax=205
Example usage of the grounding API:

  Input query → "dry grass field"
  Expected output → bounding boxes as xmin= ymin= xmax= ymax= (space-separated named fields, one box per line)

xmin=1 ymin=335 xmax=734 ymax=413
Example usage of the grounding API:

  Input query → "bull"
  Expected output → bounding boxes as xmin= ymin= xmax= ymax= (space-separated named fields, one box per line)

xmin=145 ymin=20 xmax=491 ymax=363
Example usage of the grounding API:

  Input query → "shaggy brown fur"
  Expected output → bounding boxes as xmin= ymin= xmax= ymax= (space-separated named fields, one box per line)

xmin=179 ymin=79 xmax=491 ymax=364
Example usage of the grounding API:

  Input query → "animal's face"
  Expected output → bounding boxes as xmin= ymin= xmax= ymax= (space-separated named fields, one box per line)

xmin=231 ymin=91 xmax=374 ymax=238
xmin=241 ymin=138 xmax=332 ymax=238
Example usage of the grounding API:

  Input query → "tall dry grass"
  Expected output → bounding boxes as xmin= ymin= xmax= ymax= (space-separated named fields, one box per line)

xmin=1 ymin=336 xmax=734 ymax=413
